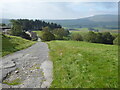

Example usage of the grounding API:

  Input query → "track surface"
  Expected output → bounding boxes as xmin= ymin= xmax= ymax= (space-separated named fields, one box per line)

xmin=0 ymin=41 xmax=52 ymax=88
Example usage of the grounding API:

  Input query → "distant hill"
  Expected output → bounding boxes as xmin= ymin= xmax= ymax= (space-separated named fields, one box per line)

xmin=0 ymin=15 xmax=118 ymax=29
xmin=84 ymin=15 xmax=118 ymax=22
xmin=45 ymin=14 xmax=118 ymax=29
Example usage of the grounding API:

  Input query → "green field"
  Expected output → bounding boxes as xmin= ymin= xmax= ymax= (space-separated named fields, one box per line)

xmin=2 ymin=35 xmax=36 ymax=57
xmin=33 ymin=31 xmax=43 ymax=37
xmin=68 ymin=27 xmax=118 ymax=33
xmin=48 ymin=41 xmax=118 ymax=88
xmin=70 ymin=31 xmax=88 ymax=37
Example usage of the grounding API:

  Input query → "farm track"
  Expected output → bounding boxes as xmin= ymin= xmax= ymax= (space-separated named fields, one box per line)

xmin=0 ymin=40 xmax=52 ymax=88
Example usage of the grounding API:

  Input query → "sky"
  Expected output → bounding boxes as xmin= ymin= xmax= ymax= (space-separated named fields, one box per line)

xmin=0 ymin=0 xmax=118 ymax=19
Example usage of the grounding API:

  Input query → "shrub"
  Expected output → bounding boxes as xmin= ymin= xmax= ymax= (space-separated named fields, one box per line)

xmin=71 ymin=33 xmax=83 ymax=41
xmin=41 ymin=31 xmax=55 ymax=41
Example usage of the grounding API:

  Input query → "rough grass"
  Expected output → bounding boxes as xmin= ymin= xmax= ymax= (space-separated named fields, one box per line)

xmin=48 ymin=41 xmax=118 ymax=88
xmin=2 ymin=35 xmax=36 ymax=57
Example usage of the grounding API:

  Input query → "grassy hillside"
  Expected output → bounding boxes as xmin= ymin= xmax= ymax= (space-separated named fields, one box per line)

xmin=48 ymin=41 xmax=118 ymax=88
xmin=2 ymin=35 xmax=36 ymax=57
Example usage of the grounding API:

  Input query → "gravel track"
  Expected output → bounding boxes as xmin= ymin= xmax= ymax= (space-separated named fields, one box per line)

xmin=0 ymin=41 xmax=52 ymax=88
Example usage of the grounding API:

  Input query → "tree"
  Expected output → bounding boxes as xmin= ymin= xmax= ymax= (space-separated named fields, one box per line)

xmin=41 ymin=31 xmax=55 ymax=41
xmin=102 ymin=32 xmax=114 ymax=44
xmin=85 ymin=31 xmax=97 ymax=43
xmin=52 ymin=28 xmax=70 ymax=40
xmin=15 ymin=19 xmax=62 ymax=31
xmin=71 ymin=33 xmax=83 ymax=41
xmin=96 ymin=33 xmax=103 ymax=43
xmin=10 ymin=20 xmax=23 ymax=36
xmin=42 ymin=26 xmax=52 ymax=32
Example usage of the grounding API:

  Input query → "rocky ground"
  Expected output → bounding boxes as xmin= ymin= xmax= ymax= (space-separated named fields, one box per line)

xmin=0 ymin=41 xmax=53 ymax=88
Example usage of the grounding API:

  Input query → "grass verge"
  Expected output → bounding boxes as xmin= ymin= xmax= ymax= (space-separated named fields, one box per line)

xmin=2 ymin=34 xmax=36 ymax=57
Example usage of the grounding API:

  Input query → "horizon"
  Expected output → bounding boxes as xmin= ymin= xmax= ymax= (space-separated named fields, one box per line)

xmin=1 ymin=14 xmax=118 ymax=20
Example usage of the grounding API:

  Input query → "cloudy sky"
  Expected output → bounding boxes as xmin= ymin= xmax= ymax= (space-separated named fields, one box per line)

xmin=1 ymin=0 xmax=118 ymax=19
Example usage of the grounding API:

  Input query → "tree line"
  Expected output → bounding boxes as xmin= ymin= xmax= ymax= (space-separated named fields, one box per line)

xmin=71 ymin=31 xmax=119 ymax=45
xmin=9 ymin=19 xmax=62 ymax=37
xmin=40 ymin=26 xmax=70 ymax=41
xmin=8 ymin=19 xmax=70 ymax=41
xmin=10 ymin=19 xmax=61 ymax=31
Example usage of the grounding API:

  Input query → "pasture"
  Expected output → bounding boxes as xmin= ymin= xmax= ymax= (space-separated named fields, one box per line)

xmin=48 ymin=41 xmax=118 ymax=88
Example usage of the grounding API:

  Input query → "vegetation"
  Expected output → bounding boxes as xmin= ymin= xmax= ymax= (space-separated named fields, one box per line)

xmin=102 ymin=32 xmax=114 ymax=44
xmin=11 ymin=19 xmax=61 ymax=31
xmin=113 ymin=36 xmax=119 ymax=45
xmin=52 ymin=28 xmax=70 ymax=40
xmin=9 ymin=19 xmax=62 ymax=41
xmin=3 ymin=78 xmax=21 ymax=85
xmin=48 ymin=41 xmax=118 ymax=88
xmin=85 ymin=31 xmax=114 ymax=44
xmin=33 ymin=31 xmax=43 ymax=38
xmin=71 ymin=31 xmax=115 ymax=44
xmin=41 ymin=31 xmax=55 ymax=41
xmin=10 ymin=20 xmax=23 ymax=36
xmin=0 ymin=23 xmax=6 ymax=26
xmin=71 ymin=33 xmax=83 ymax=41
xmin=85 ymin=31 xmax=97 ymax=43
xmin=34 ymin=27 xmax=70 ymax=41
xmin=2 ymin=34 xmax=36 ymax=56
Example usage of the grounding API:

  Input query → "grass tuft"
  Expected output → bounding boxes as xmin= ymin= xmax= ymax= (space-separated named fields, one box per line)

xmin=3 ymin=78 xmax=22 ymax=85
